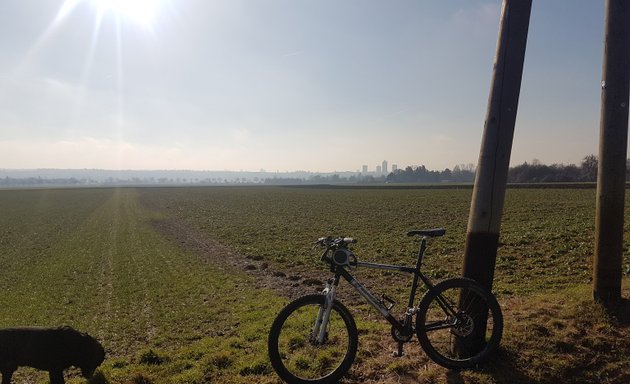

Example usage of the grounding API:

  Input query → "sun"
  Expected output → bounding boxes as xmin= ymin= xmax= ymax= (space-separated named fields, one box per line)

xmin=89 ymin=0 xmax=165 ymax=27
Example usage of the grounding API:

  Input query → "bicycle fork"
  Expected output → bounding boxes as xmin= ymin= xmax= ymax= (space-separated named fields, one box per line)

xmin=312 ymin=279 xmax=337 ymax=344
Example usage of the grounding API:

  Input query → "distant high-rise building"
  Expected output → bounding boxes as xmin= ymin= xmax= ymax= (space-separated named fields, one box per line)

xmin=376 ymin=165 xmax=382 ymax=174
xmin=362 ymin=165 xmax=368 ymax=173
xmin=392 ymin=164 xmax=398 ymax=172
xmin=382 ymin=160 xmax=388 ymax=175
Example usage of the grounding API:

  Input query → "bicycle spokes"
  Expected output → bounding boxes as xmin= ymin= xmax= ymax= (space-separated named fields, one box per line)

xmin=419 ymin=281 xmax=499 ymax=363
xmin=276 ymin=302 xmax=353 ymax=381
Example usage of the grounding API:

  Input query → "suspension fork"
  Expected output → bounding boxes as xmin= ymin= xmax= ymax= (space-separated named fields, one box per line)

xmin=312 ymin=277 xmax=338 ymax=344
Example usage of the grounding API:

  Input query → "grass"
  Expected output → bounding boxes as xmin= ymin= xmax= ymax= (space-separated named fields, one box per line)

xmin=0 ymin=186 xmax=628 ymax=383
xmin=0 ymin=188 xmax=283 ymax=384
xmin=138 ymin=187 xmax=630 ymax=297
xmin=496 ymin=284 xmax=630 ymax=384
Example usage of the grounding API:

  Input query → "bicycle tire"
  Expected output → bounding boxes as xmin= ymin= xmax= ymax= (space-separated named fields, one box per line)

xmin=416 ymin=278 xmax=503 ymax=369
xmin=268 ymin=294 xmax=358 ymax=384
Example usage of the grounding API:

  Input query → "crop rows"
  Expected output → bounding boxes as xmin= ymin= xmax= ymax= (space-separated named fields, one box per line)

xmin=138 ymin=186 xmax=630 ymax=297
xmin=0 ymin=186 xmax=627 ymax=383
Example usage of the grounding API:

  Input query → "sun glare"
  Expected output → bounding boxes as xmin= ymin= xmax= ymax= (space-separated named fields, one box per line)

xmin=90 ymin=0 xmax=164 ymax=27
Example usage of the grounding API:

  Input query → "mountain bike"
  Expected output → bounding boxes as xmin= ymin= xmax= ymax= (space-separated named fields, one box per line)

xmin=268 ymin=229 xmax=503 ymax=383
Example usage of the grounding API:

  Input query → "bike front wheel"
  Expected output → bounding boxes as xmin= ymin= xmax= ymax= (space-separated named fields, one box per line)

xmin=268 ymin=294 xmax=358 ymax=384
xmin=416 ymin=278 xmax=503 ymax=369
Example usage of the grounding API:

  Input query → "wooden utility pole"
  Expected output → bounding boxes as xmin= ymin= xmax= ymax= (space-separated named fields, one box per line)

xmin=462 ymin=0 xmax=532 ymax=291
xmin=593 ymin=0 xmax=630 ymax=307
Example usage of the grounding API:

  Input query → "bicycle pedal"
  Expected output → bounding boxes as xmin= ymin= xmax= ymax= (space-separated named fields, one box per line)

xmin=392 ymin=342 xmax=404 ymax=357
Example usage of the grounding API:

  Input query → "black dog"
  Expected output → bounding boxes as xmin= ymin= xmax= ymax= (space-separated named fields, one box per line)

xmin=0 ymin=326 xmax=105 ymax=384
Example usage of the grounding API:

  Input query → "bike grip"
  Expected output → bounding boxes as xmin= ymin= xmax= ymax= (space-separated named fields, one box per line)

xmin=343 ymin=237 xmax=357 ymax=244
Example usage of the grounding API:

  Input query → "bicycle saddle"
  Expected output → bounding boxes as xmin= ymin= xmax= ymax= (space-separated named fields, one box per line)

xmin=406 ymin=228 xmax=446 ymax=237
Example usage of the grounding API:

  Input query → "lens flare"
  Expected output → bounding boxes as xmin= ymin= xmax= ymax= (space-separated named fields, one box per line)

xmin=90 ymin=0 xmax=164 ymax=27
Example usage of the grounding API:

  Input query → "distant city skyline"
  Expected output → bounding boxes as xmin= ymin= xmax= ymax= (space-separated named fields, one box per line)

xmin=360 ymin=159 xmax=395 ymax=175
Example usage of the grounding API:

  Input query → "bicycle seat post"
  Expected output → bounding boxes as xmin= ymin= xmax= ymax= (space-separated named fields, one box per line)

xmin=415 ymin=236 xmax=427 ymax=270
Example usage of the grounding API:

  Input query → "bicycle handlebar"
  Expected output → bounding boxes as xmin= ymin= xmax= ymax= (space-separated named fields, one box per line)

xmin=316 ymin=236 xmax=358 ymax=269
xmin=314 ymin=236 xmax=357 ymax=249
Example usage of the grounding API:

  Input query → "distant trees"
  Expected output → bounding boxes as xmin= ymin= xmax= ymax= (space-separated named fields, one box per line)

xmin=507 ymin=155 xmax=601 ymax=183
xmin=581 ymin=155 xmax=598 ymax=181
xmin=508 ymin=162 xmax=581 ymax=183
xmin=384 ymin=155 xmax=630 ymax=184
xmin=385 ymin=164 xmax=475 ymax=183
xmin=0 ymin=176 xmax=84 ymax=186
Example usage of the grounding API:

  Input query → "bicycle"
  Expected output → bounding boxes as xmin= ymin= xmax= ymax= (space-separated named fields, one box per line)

xmin=268 ymin=229 xmax=503 ymax=383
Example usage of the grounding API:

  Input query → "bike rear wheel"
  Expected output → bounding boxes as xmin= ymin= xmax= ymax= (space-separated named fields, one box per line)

xmin=268 ymin=294 xmax=358 ymax=384
xmin=416 ymin=278 xmax=503 ymax=369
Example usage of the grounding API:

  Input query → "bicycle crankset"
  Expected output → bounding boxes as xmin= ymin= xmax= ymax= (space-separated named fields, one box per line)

xmin=391 ymin=323 xmax=414 ymax=343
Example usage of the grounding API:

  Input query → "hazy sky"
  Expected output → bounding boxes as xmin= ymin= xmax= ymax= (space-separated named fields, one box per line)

xmin=0 ymin=0 xmax=612 ymax=172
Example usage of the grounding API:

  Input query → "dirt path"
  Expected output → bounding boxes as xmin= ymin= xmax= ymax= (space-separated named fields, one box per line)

xmin=149 ymin=216 xmax=327 ymax=300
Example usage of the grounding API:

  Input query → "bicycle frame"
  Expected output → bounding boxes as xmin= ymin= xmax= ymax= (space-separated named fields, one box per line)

xmin=319 ymin=237 xmax=448 ymax=335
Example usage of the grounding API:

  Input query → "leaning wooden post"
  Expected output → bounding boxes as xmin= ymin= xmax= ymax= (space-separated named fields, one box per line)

xmin=593 ymin=0 xmax=630 ymax=307
xmin=462 ymin=0 xmax=532 ymax=291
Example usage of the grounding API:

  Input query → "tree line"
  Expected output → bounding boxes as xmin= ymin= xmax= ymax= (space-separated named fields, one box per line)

xmin=386 ymin=163 xmax=476 ymax=183
xmin=386 ymin=155 xmax=629 ymax=184
xmin=506 ymin=155 xmax=600 ymax=183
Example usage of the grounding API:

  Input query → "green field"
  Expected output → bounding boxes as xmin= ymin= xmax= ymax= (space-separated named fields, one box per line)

xmin=0 ymin=186 xmax=628 ymax=383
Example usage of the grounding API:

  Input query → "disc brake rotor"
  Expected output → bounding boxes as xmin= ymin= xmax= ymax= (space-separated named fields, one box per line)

xmin=451 ymin=313 xmax=474 ymax=337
